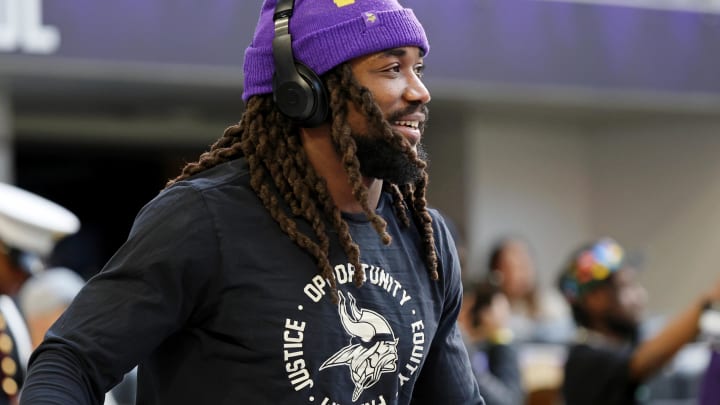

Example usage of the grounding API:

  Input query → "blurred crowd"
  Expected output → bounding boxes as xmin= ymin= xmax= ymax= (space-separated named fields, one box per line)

xmin=454 ymin=230 xmax=720 ymax=405
xmin=0 ymin=182 xmax=135 ymax=405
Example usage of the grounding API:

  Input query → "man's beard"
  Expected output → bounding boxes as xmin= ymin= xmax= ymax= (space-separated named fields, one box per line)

xmin=604 ymin=313 xmax=640 ymax=343
xmin=351 ymin=106 xmax=429 ymax=185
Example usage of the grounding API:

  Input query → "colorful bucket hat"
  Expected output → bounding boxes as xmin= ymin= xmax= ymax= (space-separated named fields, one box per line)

xmin=559 ymin=237 xmax=625 ymax=302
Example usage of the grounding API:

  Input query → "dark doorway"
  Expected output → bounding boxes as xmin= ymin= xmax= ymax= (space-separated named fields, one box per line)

xmin=14 ymin=140 xmax=205 ymax=280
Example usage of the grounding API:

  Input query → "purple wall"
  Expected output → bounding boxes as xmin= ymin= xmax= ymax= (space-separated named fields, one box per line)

xmin=2 ymin=0 xmax=719 ymax=94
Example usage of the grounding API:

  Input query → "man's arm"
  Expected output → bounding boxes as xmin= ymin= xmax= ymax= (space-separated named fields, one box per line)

xmin=21 ymin=346 xmax=103 ymax=404
xmin=410 ymin=211 xmax=485 ymax=405
xmin=476 ymin=343 xmax=524 ymax=405
xmin=410 ymin=323 xmax=485 ymax=405
xmin=631 ymin=280 xmax=720 ymax=381
xmin=20 ymin=185 xmax=220 ymax=404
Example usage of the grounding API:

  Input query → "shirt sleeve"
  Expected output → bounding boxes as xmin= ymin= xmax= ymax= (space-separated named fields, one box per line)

xmin=409 ymin=211 xmax=485 ymax=405
xmin=20 ymin=184 xmax=221 ymax=405
xmin=474 ymin=343 xmax=525 ymax=405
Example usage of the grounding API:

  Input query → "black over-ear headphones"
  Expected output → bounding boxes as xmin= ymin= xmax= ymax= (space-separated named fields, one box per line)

xmin=272 ymin=0 xmax=329 ymax=127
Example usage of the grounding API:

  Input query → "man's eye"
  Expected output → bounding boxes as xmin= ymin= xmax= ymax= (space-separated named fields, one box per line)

xmin=414 ymin=65 xmax=425 ymax=77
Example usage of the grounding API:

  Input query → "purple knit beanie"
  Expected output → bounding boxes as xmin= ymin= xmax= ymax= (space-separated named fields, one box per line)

xmin=242 ymin=0 xmax=429 ymax=102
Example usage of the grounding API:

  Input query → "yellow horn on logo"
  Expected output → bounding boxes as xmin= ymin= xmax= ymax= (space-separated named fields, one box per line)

xmin=334 ymin=0 xmax=355 ymax=7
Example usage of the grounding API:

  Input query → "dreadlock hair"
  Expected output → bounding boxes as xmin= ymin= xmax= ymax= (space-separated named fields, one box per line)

xmin=166 ymin=62 xmax=438 ymax=302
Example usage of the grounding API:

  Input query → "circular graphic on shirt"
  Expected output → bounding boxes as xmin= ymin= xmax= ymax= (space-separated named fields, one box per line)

xmin=281 ymin=262 xmax=428 ymax=404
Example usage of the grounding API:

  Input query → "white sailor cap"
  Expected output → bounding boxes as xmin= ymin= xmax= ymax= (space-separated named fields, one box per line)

xmin=0 ymin=182 xmax=80 ymax=257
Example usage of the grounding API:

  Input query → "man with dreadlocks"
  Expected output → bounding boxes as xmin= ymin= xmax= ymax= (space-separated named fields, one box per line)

xmin=20 ymin=1 xmax=484 ymax=404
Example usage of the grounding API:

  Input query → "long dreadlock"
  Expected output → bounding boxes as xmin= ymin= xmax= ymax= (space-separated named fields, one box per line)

xmin=166 ymin=63 xmax=438 ymax=302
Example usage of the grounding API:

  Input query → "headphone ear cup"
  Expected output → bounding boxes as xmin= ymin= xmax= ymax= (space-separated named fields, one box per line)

xmin=294 ymin=63 xmax=328 ymax=128
xmin=273 ymin=62 xmax=328 ymax=128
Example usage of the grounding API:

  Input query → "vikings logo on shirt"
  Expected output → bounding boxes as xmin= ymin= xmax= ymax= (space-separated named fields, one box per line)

xmin=320 ymin=291 xmax=399 ymax=401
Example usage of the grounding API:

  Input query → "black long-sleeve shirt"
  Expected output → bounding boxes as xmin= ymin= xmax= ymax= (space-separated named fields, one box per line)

xmin=20 ymin=158 xmax=483 ymax=405
xmin=468 ymin=341 xmax=524 ymax=405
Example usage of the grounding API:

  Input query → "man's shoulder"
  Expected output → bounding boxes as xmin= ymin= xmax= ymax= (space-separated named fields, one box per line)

xmin=158 ymin=159 xmax=252 ymax=203
xmin=175 ymin=158 xmax=250 ymax=193
xmin=140 ymin=159 xmax=253 ymax=217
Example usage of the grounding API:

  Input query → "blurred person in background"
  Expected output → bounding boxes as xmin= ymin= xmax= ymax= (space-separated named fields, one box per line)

xmin=486 ymin=236 xmax=572 ymax=404
xmin=459 ymin=279 xmax=525 ymax=405
xmin=19 ymin=267 xmax=85 ymax=350
xmin=18 ymin=267 xmax=137 ymax=405
xmin=19 ymin=0 xmax=483 ymax=404
xmin=487 ymin=236 xmax=573 ymax=344
xmin=0 ymin=182 xmax=79 ymax=405
xmin=558 ymin=237 xmax=720 ymax=405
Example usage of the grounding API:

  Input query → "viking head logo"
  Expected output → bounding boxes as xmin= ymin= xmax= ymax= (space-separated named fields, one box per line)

xmin=320 ymin=291 xmax=399 ymax=402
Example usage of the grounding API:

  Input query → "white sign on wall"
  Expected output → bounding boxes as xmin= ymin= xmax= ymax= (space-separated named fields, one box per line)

xmin=0 ymin=0 xmax=59 ymax=54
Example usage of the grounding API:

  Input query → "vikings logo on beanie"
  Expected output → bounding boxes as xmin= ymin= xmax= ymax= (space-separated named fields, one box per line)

xmin=242 ymin=0 xmax=430 ymax=102
xmin=558 ymin=237 xmax=625 ymax=302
